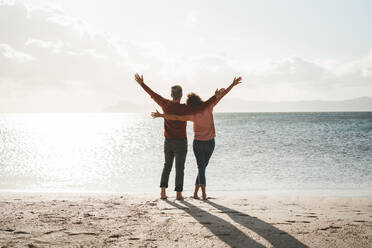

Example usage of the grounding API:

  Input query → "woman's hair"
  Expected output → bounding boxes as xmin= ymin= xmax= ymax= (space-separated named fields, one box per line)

xmin=186 ymin=92 xmax=203 ymax=107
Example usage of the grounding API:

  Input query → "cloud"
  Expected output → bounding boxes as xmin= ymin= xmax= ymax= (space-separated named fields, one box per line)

xmin=0 ymin=43 xmax=34 ymax=62
xmin=248 ymin=57 xmax=326 ymax=84
xmin=330 ymin=50 xmax=372 ymax=85
xmin=241 ymin=54 xmax=372 ymax=94
xmin=0 ymin=1 xmax=138 ymax=111
xmin=0 ymin=1 xmax=371 ymax=112
xmin=184 ymin=10 xmax=200 ymax=28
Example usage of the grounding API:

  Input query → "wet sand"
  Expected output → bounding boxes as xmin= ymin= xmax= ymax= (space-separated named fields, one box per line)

xmin=0 ymin=192 xmax=371 ymax=247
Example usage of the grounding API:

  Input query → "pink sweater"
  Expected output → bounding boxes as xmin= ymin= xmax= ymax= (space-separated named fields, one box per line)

xmin=189 ymin=104 xmax=216 ymax=141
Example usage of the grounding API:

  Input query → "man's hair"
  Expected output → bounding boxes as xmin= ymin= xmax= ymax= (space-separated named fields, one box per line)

xmin=171 ymin=85 xmax=182 ymax=100
xmin=186 ymin=92 xmax=203 ymax=107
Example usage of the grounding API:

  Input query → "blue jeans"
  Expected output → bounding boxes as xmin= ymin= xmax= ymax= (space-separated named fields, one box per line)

xmin=193 ymin=138 xmax=215 ymax=186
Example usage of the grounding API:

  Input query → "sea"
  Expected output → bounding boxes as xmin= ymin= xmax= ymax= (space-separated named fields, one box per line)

xmin=0 ymin=112 xmax=371 ymax=196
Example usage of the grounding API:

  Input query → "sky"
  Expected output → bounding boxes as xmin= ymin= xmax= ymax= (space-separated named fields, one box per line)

xmin=0 ymin=0 xmax=371 ymax=112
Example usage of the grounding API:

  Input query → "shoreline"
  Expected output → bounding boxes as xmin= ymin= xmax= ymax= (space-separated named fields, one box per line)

xmin=0 ymin=192 xmax=371 ymax=247
xmin=1 ymin=189 xmax=371 ymax=198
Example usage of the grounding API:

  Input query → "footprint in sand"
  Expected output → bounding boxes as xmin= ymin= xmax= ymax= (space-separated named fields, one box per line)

xmin=286 ymin=220 xmax=311 ymax=223
xmin=319 ymin=225 xmax=341 ymax=231
xmin=145 ymin=201 xmax=157 ymax=206
xmin=43 ymin=229 xmax=66 ymax=235
xmin=161 ymin=207 xmax=177 ymax=211
xmin=128 ymin=237 xmax=140 ymax=240
xmin=65 ymin=231 xmax=98 ymax=236
xmin=14 ymin=231 xmax=29 ymax=234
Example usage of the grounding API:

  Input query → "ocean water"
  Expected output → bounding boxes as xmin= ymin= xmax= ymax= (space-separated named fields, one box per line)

xmin=0 ymin=112 xmax=371 ymax=196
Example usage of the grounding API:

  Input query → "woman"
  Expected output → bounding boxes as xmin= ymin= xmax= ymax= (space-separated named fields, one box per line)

xmin=152 ymin=76 xmax=242 ymax=200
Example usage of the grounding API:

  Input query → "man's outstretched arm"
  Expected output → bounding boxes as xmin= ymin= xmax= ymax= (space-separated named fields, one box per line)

xmin=134 ymin=73 xmax=168 ymax=108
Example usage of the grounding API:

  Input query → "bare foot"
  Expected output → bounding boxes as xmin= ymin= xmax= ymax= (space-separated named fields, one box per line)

xmin=176 ymin=192 xmax=184 ymax=200
xmin=193 ymin=194 xmax=200 ymax=200
xmin=202 ymin=194 xmax=207 ymax=200
xmin=160 ymin=187 xmax=167 ymax=200
xmin=160 ymin=192 xmax=167 ymax=200
xmin=176 ymin=193 xmax=184 ymax=201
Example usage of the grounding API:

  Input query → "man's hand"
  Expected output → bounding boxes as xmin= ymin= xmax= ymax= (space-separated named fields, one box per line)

xmin=135 ymin=73 xmax=144 ymax=84
xmin=232 ymin=76 xmax=242 ymax=86
xmin=151 ymin=109 xmax=163 ymax=118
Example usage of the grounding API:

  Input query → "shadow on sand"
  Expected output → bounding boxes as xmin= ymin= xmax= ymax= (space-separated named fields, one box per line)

xmin=166 ymin=199 xmax=308 ymax=248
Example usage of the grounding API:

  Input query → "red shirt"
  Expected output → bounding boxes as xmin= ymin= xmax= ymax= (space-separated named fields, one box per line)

xmin=140 ymin=82 xmax=216 ymax=139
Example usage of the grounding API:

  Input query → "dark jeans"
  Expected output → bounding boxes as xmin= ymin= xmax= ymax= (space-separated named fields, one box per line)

xmin=193 ymin=138 xmax=215 ymax=186
xmin=160 ymin=138 xmax=187 ymax=192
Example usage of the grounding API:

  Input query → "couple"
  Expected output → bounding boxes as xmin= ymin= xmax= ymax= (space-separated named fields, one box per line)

xmin=134 ymin=73 xmax=242 ymax=200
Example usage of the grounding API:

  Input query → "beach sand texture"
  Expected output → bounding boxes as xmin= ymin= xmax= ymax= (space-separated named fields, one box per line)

xmin=0 ymin=193 xmax=371 ymax=247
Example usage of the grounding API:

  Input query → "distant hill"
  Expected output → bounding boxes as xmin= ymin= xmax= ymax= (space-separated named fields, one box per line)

xmin=105 ymin=97 xmax=372 ymax=112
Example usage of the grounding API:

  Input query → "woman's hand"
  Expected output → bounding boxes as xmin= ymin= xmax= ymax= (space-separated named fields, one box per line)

xmin=151 ymin=109 xmax=163 ymax=118
xmin=215 ymin=88 xmax=226 ymax=98
xmin=232 ymin=76 xmax=242 ymax=86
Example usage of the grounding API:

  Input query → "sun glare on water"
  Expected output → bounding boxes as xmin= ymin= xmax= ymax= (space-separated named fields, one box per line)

xmin=5 ymin=113 xmax=142 ymax=192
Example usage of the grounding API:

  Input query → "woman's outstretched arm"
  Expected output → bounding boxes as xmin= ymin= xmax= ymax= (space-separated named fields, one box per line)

xmin=214 ymin=76 xmax=243 ymax=106
xmin=151 ymin=110 xmax=192 ymax=122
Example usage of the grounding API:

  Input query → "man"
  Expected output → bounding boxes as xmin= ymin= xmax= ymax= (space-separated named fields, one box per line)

xmin=134 ymin=73 xmax=216 ymax=200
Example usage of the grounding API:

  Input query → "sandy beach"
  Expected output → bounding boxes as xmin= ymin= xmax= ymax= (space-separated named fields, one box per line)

xmin=0 ymin=192 xmax=371 ymax=247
